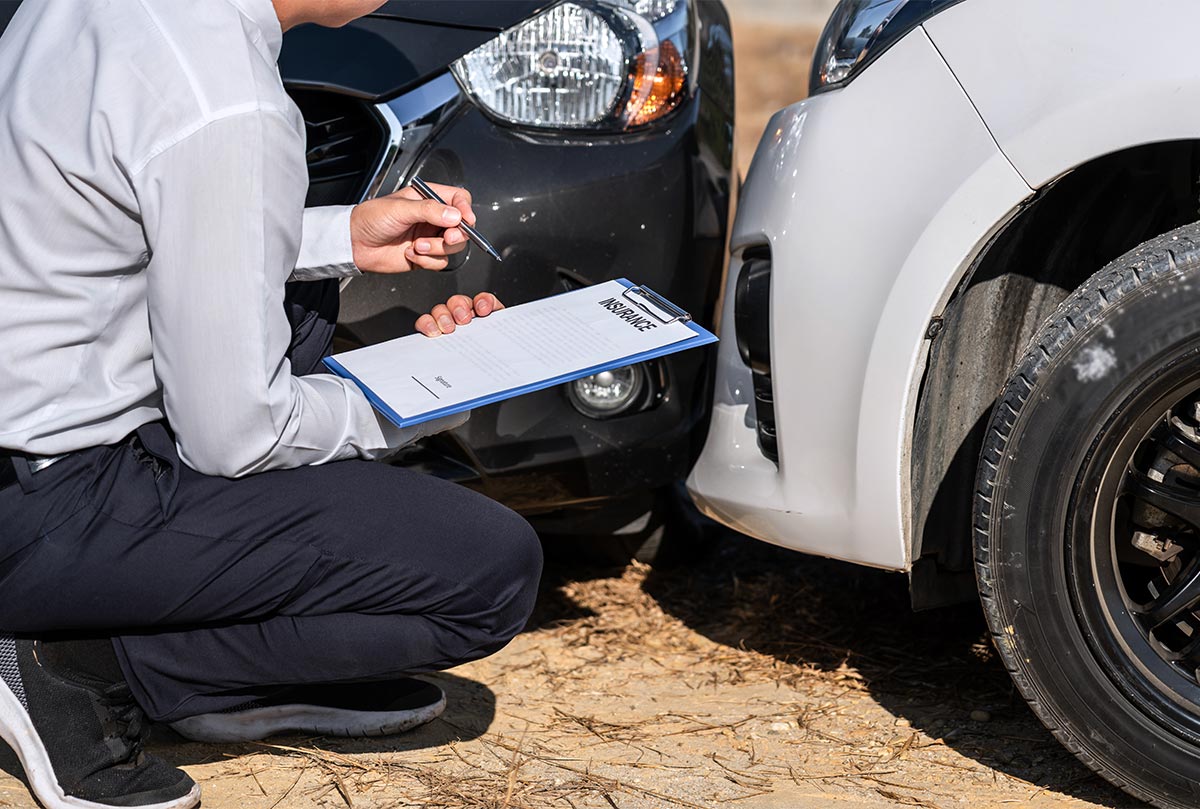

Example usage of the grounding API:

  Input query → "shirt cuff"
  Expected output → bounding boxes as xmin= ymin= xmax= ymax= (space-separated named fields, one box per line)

xmin=291 ymin=205 xmax=361 ymax=282
xmin=362 ymin=410 xmax=471 ymax=461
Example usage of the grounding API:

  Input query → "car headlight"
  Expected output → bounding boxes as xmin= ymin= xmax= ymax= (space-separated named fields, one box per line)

xmin=810 ymin=0 xmax=963 ymax=94
xmin=451 ymin=0 xmax=688 ymax=131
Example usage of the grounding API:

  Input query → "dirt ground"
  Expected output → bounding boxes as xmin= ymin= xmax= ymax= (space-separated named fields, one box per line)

xmin=0 ymin=533 xmax=1140 ymax=809
xmin=0 ymin=17 xmax=1150 ymax=809
xmin=199 ymin=537 xmax=1146 ymax=809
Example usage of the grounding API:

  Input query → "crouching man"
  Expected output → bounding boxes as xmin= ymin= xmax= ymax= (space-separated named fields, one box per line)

xmin=0 ymin=1 xmax=542 ymax=807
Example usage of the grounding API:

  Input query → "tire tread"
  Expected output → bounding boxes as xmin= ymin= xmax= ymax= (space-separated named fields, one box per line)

xmin=973 ymin=224 xmax=1200 ymax=809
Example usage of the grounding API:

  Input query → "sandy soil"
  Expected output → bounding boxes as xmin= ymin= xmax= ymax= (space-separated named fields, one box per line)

xmin=0 ymin=534 xmax=1141 ymax=808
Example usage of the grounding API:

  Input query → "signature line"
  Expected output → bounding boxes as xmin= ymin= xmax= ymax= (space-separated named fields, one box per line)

xmin=412 ymin=376 xmax=441 ymax=400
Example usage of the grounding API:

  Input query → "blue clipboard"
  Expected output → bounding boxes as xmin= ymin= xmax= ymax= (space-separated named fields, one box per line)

xmin=323 ymin=278 xmax=718 ymax=429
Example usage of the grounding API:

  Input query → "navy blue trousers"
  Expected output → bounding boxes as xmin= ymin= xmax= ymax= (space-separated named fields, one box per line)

xmin=0 ymin=281 xmax=543 ymax=722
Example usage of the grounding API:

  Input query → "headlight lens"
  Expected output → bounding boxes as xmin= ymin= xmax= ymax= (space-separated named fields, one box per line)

xmin=629 ymin=0 xmax=677 ymax=21
xmin=810 ymin=0 xmax=963 ymax=94
xmin=451 ymin=1 xmax=688 ymax=131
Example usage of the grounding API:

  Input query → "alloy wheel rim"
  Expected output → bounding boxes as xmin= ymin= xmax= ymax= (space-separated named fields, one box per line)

xmin=1069 ymin=359 xmax=1200 ymax=736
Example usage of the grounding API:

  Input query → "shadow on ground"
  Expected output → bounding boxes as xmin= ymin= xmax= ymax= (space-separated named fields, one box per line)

xmin=0 ymin=671 xmax=496 ymax=790
xmin=157 ymin=672 xmax=496 ymax=768
xmin=635 ymin=529 xmax=1139 ymax=808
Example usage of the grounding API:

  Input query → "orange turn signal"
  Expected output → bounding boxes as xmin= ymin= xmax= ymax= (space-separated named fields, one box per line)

xmin=625 ymin=40 xmax=687 ymax=128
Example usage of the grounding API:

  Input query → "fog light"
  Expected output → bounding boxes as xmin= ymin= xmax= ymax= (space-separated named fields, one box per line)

xmin=569 ymin=365 xmax=645 ymax=417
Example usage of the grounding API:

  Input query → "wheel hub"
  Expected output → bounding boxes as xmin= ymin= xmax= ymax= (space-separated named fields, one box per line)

xmin=1074 ymin=376 xmax=1200 ymax=731
xmin=1122 ymin=407 xmax=1200 ymax=681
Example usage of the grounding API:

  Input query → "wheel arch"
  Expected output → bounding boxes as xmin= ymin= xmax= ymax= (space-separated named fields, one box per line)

xmin=908 ymin=140 xmax=1200 ymax=609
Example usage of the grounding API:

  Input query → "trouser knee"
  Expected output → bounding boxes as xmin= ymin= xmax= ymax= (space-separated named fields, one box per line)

xmin=466 ymin=511 xmax=543 ymax=654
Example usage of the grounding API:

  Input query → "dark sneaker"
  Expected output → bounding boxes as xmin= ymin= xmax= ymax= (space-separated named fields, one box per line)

xmin=170 ymin=678 xmax=446 ymax=743
xmin=0 ymin=634 xmax=199 ymax=809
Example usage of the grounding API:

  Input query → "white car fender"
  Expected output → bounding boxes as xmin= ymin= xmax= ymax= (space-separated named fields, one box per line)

xmin=926 ymin=0 xmax=1200 ymax=189
xmin=689 ymin=26 xmax=1032 ymax=569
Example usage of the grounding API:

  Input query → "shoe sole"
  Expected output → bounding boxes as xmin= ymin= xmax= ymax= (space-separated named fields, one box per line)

xmin=0 ymin=676 xmax=200 ymax=809
xmin=169 ymin=692 xmax=447 ymax=743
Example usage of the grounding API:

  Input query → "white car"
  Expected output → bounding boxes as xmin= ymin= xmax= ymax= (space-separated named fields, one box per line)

xmin=687 ymin=0 xmax=1200 ymax=805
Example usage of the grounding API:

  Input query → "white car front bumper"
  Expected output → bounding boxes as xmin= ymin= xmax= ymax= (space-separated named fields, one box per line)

xmin=687 ymin=27 xmax=1031 ymax=570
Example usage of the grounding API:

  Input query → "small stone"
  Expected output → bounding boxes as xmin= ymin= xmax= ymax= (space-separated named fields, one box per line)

xmin=970 ymin=709 xmax=991 ymax=722
xmin=894 ymin=717 xmax=911 ymax=728
xmin=768 ymin=721 xmax=791 ymax=734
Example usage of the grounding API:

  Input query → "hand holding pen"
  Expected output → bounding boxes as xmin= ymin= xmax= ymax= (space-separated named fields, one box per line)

xmin=409 ymin=176 xmax=503 ymax=262
xmin=348 ymin=178 xmax=495 ymax=273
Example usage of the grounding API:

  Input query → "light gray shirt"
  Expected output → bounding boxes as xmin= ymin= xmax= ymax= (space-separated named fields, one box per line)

xmin=0 ymin=0 xmax=460 ymax=476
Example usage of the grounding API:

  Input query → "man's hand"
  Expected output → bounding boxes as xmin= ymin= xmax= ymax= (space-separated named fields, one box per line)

xmin=350 ymin=182 xmax=476 ymax=273
xmin=416 ymin=292 xmax=504 ymax=337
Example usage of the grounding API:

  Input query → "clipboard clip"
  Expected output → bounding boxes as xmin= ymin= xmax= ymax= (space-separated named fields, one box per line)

xmin=620 ymin=285 xmax=693 ymax=325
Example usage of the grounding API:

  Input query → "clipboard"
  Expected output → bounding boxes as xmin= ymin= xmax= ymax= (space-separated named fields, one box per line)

xmin=323 ymin=278 xmax=718 ymax=429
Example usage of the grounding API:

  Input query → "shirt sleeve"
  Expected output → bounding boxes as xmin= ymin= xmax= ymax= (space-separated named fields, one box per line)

xmin=292 ymin=205 xmax=361 ymax=281
xmin=132 ymin=109 xmax=465 ymax=478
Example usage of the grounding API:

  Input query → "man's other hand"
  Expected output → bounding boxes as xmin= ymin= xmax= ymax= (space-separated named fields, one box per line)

xmin=416 ymin=293 xmax=504 ymax=337
xmin=350 ymin=183 xmax=476 ymax=273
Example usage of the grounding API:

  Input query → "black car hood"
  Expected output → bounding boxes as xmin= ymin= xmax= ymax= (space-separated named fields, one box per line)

xmin=0 ymin=0 xmax=553 ymax=33
xmin=280 ymin=1 xmax=556 ymax=101
xmin=0 ymin=1 xmax=556 ymax=102
xmin=374 ymin=1 xmax=554 ymax=30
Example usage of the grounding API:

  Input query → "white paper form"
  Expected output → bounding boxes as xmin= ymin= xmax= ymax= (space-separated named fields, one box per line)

xmin=324 ymin=279 xmax=715 ymax=427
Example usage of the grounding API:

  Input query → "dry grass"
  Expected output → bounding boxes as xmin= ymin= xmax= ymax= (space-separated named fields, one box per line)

xmin=106 ymin=536 xmax=1144 ymax=809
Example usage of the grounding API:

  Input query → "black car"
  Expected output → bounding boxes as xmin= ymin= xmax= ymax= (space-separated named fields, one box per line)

xmin=0 ymin=0 xmax=735 ymax=552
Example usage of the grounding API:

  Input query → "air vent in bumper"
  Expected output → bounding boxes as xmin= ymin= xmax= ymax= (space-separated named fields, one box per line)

xmin=735 ymin=251 xmax=777 ymax=463
xmin=289 ymin=89 xmax=387 ymax=207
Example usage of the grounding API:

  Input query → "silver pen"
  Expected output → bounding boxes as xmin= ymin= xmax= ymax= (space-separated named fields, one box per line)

xmin=409 ymin=175 xmax=503 ymax=263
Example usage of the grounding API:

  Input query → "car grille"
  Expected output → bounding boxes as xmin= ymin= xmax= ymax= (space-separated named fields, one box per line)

xmin=288 ymin=88 xmax=387 ymax=208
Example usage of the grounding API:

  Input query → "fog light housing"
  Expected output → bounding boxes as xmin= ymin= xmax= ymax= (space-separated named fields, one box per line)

xmin=569 ymin=365 xmax=645 ymax=418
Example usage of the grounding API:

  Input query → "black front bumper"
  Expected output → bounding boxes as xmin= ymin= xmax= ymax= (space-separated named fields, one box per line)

xmin=291 ymin=2 xmax=736 ymax=527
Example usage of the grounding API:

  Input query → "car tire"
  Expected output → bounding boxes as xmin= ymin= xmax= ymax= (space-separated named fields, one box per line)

xmin=975 ymin=223 xmax=1200 ymax=808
